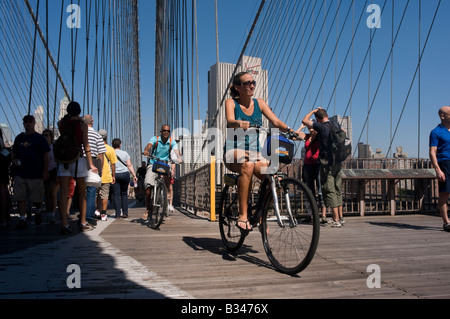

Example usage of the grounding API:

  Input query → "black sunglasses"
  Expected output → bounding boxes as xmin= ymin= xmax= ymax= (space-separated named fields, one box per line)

xmin=161 ymin=129 xmax=170 ymax=133
xmin=239 ymin=80 xmax=256 ymax=87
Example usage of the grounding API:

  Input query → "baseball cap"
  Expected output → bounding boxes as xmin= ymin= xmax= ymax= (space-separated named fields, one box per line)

xmin=98 ymin=129 xmax=108 ymax=138
xmin=23 ymin=115 xmax=35 ymax=122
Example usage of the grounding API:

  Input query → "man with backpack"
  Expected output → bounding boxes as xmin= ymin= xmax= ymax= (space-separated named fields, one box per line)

xmin=141 ymin=124 xmax=181 ymax=220
xmin=302 ymin=107 xmax=346 ymax=227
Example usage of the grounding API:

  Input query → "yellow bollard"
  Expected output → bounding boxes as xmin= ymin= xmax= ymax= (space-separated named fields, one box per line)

xmin=210 ymin=156 xmax=216 ymax=221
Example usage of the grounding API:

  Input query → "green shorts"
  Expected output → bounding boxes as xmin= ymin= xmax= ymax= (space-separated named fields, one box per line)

xmin=320 ymin=163 xmax=343 ymax=208
xmin=13 ymin=176 xmax=45 ymax=203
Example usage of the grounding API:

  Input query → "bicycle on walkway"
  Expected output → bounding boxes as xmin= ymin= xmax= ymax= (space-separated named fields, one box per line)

xmin=144 ymin=155 xmax=174 ymax=230
xmin=218 ymin=126 xmax=320 ymax=275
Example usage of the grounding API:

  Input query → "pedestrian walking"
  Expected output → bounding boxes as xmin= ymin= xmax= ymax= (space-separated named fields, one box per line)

xmin=57 ymin=102 xmax=98 ymax=233
xmin=429 ymin=106 xmax=450 ymax=232
xmin=83 ymin=115 xmax=106 ymax=226
xmin=0 ymin=128 xmax=12 ymax=229
xmin=97 ymin=129 xmax=117 ymax=219
xmin=11 ymin=115 xmax=50 ymax=229
xmin=42 ymin=128 xmax=59 ymax=224
xmin=111 ymin=138 xmax=137 ymax=218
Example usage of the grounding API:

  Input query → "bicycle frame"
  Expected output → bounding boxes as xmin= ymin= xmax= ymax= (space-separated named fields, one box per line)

xmin=247 ymin=173 xmax=298 ymax=229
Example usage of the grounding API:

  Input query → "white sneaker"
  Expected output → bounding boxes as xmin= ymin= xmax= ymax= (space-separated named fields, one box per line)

xmin=330 ymin=219 xmax=342 ymax=228
xmin=168 ymin=205 xmax=174 ymax=212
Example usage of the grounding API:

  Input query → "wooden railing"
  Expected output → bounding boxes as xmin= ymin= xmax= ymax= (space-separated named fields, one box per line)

xmin=173 ymin=158 xmax=439 ymax=220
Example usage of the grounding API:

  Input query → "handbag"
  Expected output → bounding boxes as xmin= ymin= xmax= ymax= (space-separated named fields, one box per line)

xmin=85 ymin=169 xmax=102 ymax=188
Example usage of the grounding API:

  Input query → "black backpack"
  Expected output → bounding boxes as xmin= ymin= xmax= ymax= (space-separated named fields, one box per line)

xmin=54 ymin=118 xmax=82 ymax=164
xmin=325 ymin=121 xmax=352 ymax=165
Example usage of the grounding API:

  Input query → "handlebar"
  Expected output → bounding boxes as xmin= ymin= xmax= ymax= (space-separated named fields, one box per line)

xmin=142 ymin=153 xmax=175 ymax=164
xmin=248 ymin=124 xmax=300 ymax=140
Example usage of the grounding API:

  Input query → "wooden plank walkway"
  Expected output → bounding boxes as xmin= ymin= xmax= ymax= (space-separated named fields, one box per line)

xmin=1 ymin=202 xmax=450 ymax=300
xmin=101 ymin=205 xmax=450 ymax=299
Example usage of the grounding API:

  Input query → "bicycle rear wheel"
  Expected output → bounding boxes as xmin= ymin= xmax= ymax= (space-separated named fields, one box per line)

xmin=261 ymin=178 xmax=320 ymax=275
xmin=148 ymin=180 xmax=167 ymax=230
xmin=218 ymin=183 xmax=246 ymax=252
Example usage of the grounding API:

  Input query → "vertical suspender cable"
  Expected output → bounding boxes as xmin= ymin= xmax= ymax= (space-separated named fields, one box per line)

xmin=367 ymin=0 xmax=372 ymax=145
xmin=27 ymin=0 xmax=40 ymax=115
xmin=391 ymin=0 xmax=394 ymax=150
xmin=46 ymin=0 xmax=49 ymax=127
xmin=417 ymin=0 xmax=421 ymax=159
xmin=194 ymin=0 xmax=200 ymax=123
xmin=53 ymin=0 xmax=65 ymax=127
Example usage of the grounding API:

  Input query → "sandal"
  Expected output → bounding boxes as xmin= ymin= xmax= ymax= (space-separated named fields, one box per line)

xmin=236 ymin=219 xmax=252 ymax=232
xmin=141 ymin=210 xmax=149 ymax=220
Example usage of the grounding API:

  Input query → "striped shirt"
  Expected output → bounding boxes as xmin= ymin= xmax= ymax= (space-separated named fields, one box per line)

xmin=86 ymin=127 xmax=106 ymax=158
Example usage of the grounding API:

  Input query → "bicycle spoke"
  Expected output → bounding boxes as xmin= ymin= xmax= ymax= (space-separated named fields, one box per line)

xmin=262 ymin=178 xmax=320 ymax=274
xmin=218 ymin=184 xmax=247 ymax=252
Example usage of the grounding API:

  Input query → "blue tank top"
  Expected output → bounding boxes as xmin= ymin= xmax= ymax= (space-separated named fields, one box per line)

xmin=225 ymin=99 xmax=263 ymax=152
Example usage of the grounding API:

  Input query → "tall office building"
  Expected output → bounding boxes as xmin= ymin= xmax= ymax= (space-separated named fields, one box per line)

xmin=178 ymin=133 xmax=209 ymax=175
xmin=59 ymin=96 xmax=70 ymax=120
xmin=0 ymin=123 xmax=13 ymax=147
xmin=207 ymin=55 xmax=269 ymax=133
xmin=34 ymin=106 xmax=44 ymax=134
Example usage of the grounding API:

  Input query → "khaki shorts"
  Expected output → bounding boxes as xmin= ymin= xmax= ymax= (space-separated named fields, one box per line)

xmin=145 ymin=165 xmax=171 ymax=188
xmin=13 ymin=176 xmax=45 ymax=203
xmin=97 ymin=183 xmax=110 ymax=200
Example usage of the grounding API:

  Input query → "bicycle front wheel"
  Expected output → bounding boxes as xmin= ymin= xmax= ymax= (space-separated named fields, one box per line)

xmin=148 ymin=180 xmax=167 ymax=230
xmin=261 ymin=178 xmax=320 ymax=275
xmin=218 ymin=184 xmax=246 ymax=252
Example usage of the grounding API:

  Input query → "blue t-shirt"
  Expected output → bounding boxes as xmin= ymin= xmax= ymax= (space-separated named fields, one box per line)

xmin=430 ymin=124 xmax=450 ymax=162
xmin=149 ymin=136 xmax=178 ymax=164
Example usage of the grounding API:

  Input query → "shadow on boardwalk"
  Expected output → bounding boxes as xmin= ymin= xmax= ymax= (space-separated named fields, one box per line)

xmin=0 ymin=214 xmax=182 ymax=299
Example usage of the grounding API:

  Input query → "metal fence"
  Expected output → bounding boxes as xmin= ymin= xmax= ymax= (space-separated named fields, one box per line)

xmin=173 ymin=158 xmax=439 ymax=218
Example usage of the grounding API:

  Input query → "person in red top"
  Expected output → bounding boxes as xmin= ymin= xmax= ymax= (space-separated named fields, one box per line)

xmin=299 ymin=125 xmax=328 ymax=225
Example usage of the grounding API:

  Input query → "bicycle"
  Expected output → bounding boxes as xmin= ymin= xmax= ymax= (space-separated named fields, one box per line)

xmin=218 ymin=126 xmax=320 ymax=275
xmin=144 ymin=155 xmax=173 ymax=230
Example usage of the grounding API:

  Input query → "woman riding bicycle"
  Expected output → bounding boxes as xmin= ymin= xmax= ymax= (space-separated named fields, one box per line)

xmin=224 ymin=72 xmax=304 ymax=232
